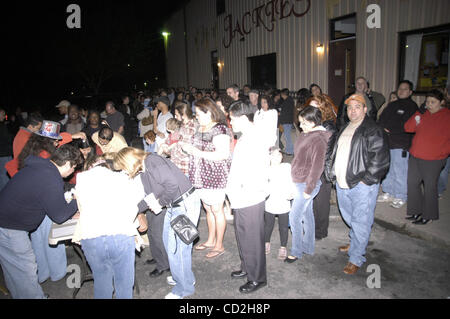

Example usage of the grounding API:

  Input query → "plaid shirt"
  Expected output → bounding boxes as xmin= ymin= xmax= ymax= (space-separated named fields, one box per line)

xmin=167 ymin=119 xmax=197 ymax=175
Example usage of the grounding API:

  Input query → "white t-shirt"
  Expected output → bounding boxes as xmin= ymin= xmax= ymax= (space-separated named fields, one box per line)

xmin=334 ymin=120 xmax=363 ymax=189
xmin=254 ymin=109 xmax=278 ymax=148
xmin=73 ymin=166 xmax=145 ymax=241
xmin=155 ymin=112 xmax=173 ymax=150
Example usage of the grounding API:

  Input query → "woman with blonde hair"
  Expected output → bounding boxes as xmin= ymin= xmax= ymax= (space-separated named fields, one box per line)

xmin=113 ymin=147 xmax=200 ymax=299
xmin=180 ymin=98 xmax=232 ymax=259
xmin=73 ymin=153 xmax=145 ymax=298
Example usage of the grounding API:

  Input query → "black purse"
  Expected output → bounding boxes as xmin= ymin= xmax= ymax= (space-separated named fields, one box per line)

xmin=170 ymin=214 xmax=199 ymax=245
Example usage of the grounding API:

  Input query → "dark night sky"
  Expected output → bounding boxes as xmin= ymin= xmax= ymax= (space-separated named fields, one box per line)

xmin=1 ymin=0 xmax=189 ymax=114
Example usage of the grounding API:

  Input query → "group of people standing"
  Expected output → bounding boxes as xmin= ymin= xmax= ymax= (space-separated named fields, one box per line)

xmin=0 ymin=79 xmax=449 ymax=299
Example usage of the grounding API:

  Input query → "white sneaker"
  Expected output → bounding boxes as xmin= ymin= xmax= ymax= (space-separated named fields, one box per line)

xmin=167 ymin=276 xmax=177 ymax=286
xmin=167 ymin=276 xmax=196 ymax=286
xmin=377 ymin=192 xmax=392 ymax=202
xmin=390 ymin=199 xmax=405 ymax=209
xmin=165 ymin=292 xmax=183 ymax=299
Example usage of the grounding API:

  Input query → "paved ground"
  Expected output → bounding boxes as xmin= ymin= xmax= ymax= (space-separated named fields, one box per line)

xmin=1 ymin=198 xmax=448 ymax=299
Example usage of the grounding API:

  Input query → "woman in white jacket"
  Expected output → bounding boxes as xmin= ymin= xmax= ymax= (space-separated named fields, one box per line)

xmin=73 ymin=158 xmax=145 ymax=299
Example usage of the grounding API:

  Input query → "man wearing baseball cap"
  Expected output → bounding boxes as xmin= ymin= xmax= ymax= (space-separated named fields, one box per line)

xmin=152 ymin=96 xmax=173 ymax=152
xmin=325 ymin=93 xmax=389 ymax=275
xmin=55 ymin=100 xmax=71 ymax=125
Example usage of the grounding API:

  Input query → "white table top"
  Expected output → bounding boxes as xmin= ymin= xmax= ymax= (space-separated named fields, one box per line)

xmin=48 ymin=218 xmax=79 ymax=245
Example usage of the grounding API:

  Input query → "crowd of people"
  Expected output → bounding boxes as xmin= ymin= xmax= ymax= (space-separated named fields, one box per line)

xmin=0 ymin=79 xmax=449 ymax=299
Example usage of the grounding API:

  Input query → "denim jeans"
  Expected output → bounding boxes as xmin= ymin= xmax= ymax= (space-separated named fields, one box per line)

xmin=438 ymin=157 xmax=450 ymax=195
xmin=0 ymin=156 xmax=12 ymax=191
xmin=381 ymin=149 xmax=408 ymax=201
xmin=336 ymin=182 xmax=379 ymax=267
xmin=81 ymin=235 xmax=135 ymax=299
xmin=0 ymin=227 xmax=46 ymax=299
xmin=30 ymin=215 xmax=67 ymax=283
xmin=282 ymin=124 xmax=294 ymax=155
xmin=162 ymin=190 xmax=201 ymax=298
xmin=289 ymin=181 xmax=321 ymax=258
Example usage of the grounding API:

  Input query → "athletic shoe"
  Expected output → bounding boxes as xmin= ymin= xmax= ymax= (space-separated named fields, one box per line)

xmin=165 ymin=292 xmax=183 ymax=299
xmin=390 ymin=199 xmax=405 ymax=209
xmin=377 ymin=192 xmax=392 ymax=202
xmin=167 ymin=276 xmax=195 ymax=286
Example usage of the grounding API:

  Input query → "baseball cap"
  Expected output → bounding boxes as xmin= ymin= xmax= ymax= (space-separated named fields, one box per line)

xmin=154 ymin=96 xmax=171 ymax=106
xmin=55 ymin=100 xmax=71 ymax=108
xmin=345 ymin=94 xmax=366 ymax=107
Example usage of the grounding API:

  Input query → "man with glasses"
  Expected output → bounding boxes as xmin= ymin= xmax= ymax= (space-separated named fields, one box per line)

xmin=92 ymin=126 xmax=128 ymax=153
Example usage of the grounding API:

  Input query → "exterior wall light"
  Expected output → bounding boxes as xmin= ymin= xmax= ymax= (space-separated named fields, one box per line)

xmin=316 ymin=44 xmax=324 ymax=54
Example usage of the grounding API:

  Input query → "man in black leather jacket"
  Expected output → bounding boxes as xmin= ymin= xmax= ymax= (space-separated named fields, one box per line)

xmin=324 ymin=94 xmax=389 ymax=275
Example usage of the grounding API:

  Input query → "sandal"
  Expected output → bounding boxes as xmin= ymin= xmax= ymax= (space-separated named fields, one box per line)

xmin=205 ymin=249 xmax=225 ymax=259
xmin=194 ymin=243 xmax=214 ymax=251
xmin=278 ymin=247 xmax=287 ymax=260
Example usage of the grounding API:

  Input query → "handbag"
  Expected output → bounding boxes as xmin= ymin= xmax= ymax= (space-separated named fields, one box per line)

xmin=170 ymin=213 xmax=199 ymax=245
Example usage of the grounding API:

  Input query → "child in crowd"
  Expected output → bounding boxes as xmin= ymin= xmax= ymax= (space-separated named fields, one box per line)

xmin=264 ymin=147 xmax=296 ymax=260
xmin=165 ymin=118 xmax=182 ymax=146
xmin=158 ymin=118 xmax=182 ymax=156
xmin=143 ymin=130 xmax=157 ymax=154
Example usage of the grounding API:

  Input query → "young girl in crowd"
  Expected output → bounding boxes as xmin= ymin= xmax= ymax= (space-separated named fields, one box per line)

xmin=264 ymin=148 xmax=296 ymax=260
xmin=143 ymin=130 xmax=157 ymax=154
xmin=285 ymin=106 xmax=331 ymax=263
xmin=158 ymin=118 xmax=182 ymax=156
xmin=165 ymin=118 xmax=182 ymax=147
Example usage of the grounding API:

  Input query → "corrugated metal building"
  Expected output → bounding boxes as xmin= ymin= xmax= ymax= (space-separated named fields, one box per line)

xmin=164 ymin=0 xmax=450 ymax=104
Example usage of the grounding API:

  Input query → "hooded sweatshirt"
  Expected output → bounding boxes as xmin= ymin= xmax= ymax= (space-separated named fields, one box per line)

xmin=291 ymin=128 xmax=332 ymax=194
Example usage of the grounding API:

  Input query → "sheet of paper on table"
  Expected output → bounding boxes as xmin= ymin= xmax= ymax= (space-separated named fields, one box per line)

xmin=50 ymin=219 xmax=78 ymax=239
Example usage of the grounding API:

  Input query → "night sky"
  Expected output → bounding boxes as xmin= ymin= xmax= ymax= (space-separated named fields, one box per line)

xmin=1 ymin=0 xmax=189 ymax=114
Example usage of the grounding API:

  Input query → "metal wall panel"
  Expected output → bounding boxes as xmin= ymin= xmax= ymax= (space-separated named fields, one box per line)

xmin=165 ymin=0 xmax=449 ymax=106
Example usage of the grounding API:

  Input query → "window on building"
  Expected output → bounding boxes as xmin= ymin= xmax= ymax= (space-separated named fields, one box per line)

xmin=330 ymin=13 xmax=356 ymax=41
xmin=247 ymin=53 xmax=277 ymax=89
xmin=399 ymin=24 xmax=450 ymax=93
xmin=216 ymin=0 xmax=225 ymax=16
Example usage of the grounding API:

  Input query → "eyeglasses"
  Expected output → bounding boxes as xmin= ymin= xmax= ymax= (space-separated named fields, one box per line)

xmin=98 ymin=137 xmax=111 ymax=145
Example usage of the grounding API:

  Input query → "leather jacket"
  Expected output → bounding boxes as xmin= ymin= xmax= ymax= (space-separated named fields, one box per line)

xmin=324 ymin=116 xmax=390 ymax=188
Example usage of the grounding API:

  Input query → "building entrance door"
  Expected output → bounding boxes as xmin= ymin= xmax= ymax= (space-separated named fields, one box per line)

xmin=328 ymin=38 xmax=356 ymax=104
xmin=328 ymin=13 xmax=356 ymax=105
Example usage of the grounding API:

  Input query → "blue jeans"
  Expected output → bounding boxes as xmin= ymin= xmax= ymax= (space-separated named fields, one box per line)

xmin=0 ymin=156 xmax=12 ymax=191
xmin=336 ymin=182 xmax=379 ymax=267
xmin=381 ymin=149 xmax=408 ymax=201
xmin=162 ymin=190 xmax=201 ymax=298
xmin=81 ymin=235 xmax=135 ymax=299
xmin=282 ymin=124 xmax=294 ymax=155
xmin=30 ymin=215 xmax=67 ymax=283
xmin=289 ymin=181 xmax=321 ymax=258
xmin=438 ymin=157 xmax=450 ymax=195
xmin=0 ymin=227 xmax=46 ymax=299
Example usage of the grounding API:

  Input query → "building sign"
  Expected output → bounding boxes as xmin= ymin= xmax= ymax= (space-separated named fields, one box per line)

xmin=223 ymin=0 xmax=311 ymax=48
